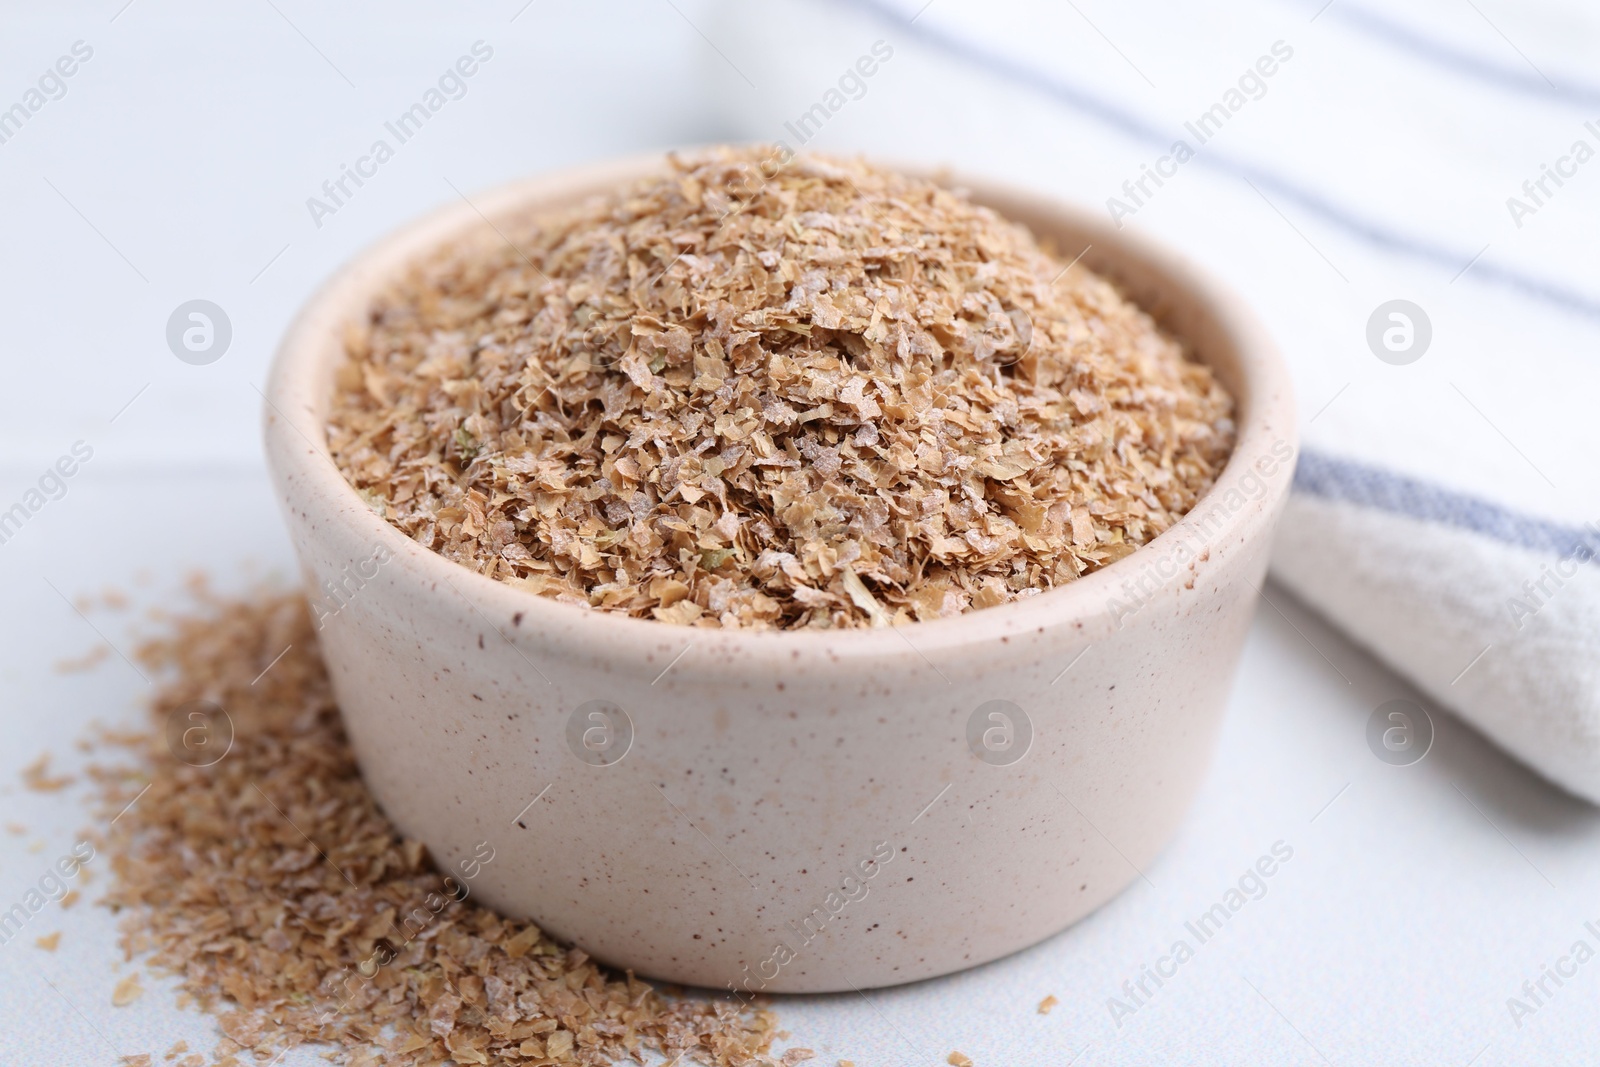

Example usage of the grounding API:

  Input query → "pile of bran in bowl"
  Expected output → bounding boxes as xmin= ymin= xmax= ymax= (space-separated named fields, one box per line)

xmin=325 ymin=148 xmax=1235 ymax=630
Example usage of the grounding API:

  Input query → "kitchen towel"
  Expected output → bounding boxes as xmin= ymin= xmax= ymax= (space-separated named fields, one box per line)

xmin=706 ymin=0 xmax=1600 ymax=801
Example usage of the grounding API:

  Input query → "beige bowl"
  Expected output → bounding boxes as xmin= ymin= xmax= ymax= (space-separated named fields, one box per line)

xmin=264 ymin=153 xmax=1296 ymax=994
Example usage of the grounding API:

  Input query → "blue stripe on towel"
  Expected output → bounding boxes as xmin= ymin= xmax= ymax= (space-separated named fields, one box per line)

xmin=1325 ymin=3 xmax=1600 ymax=110
xmin=1293 ymin=449 xmax=1600 ymax=560
xmin=840 ymin=0 xmax=1600 ymax=323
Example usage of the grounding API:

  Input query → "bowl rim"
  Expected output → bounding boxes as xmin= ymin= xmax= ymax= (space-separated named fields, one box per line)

xmin=264 ymin=149 xmax=1297 ymax=661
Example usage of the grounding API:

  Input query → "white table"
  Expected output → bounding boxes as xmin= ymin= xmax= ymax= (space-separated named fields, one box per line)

xmin=3 ymin=469 xmax=1595 ymax=1066
xmin=3 ymin=1 xmax=1598 ymax=1062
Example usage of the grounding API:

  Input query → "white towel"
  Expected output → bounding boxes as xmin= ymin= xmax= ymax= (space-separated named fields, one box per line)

xmin=705 ymin=0 xmax=1600 ymax=801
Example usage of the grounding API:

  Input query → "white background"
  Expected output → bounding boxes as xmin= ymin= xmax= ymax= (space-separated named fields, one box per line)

xmin=3 ymin=1 xmax=1599 ymax=1064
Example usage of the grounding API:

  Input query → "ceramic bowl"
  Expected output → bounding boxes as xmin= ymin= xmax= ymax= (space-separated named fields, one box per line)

xmin=263 ymin=153 xmax=1296 ymax=994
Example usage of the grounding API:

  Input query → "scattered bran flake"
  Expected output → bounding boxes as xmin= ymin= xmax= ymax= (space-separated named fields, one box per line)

xmin=35 ymin=931 xmax=61 ymax=951
xmin=60 ymin=889 xmax=80 ymax=909
xmin=4 ymin=822 xmax=24 ymax=835
xmin=1037 ymin=994 xmax=1058 ymax=1014
xmin=327 ymin=146 xmax=1235 ymax=631
xmin=22 ymin=753 xmax=75 ymax=791
xmin=94 ymin=588 xmax=780 ymax=1066
xmin=163 ymin=1039 xmax=189 ymax=1060
xmin=119 ymin=1056 xmax=152 ymax=1067
xmin=947 ymin=1054 xmax=973 ymax=1067
xmin=56 ymin=644 xmax=111 ymax=673
xmin=113 ymin=973 xmax=145 ymax=1006
xmin=779 ymin=1050 xmax=814 ymax=1065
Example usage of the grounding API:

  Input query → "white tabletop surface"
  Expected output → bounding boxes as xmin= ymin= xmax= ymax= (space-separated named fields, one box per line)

xmin=6 ymin=471 xmax=1597 ymax=1066
xmin=3 ymin=2 xmax=1598 ymax=1064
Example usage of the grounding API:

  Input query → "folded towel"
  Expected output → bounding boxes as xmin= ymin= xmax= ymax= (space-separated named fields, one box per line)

xmin=1281 ymin=452 xmax=1600 ymax=801
xmin=706 ymin=0 xmax=1600 ymax=801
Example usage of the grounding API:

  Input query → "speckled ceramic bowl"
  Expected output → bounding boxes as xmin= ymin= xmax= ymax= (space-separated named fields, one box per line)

xmin=264 ymin=153 xmax=1296 ymax=994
